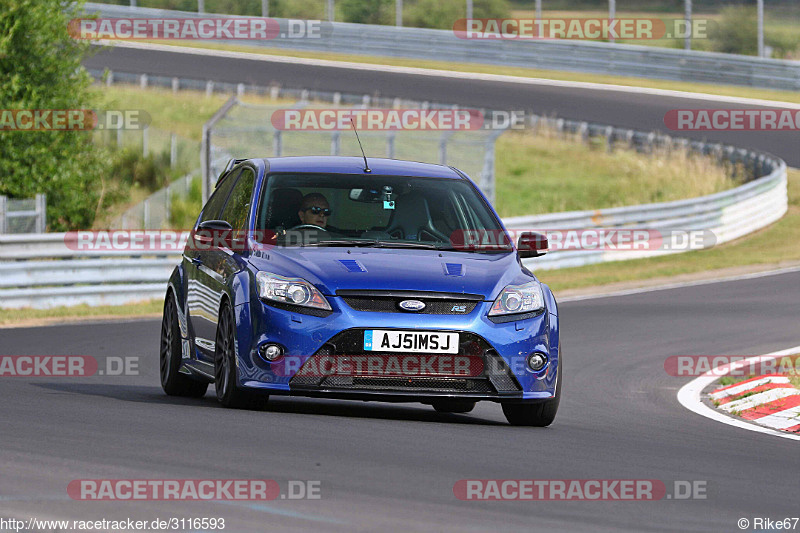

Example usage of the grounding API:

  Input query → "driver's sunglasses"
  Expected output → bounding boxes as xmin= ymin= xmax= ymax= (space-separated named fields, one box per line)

xmin=303 ymin=206 xmax=332 ymax=216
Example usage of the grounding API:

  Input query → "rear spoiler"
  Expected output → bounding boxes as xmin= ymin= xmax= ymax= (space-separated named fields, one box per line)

xmin=216 ymin=158 xmax=248 ymax=188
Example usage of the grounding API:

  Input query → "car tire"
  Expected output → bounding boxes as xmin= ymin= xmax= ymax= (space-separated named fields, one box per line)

xmin=502 ymin=346 xmax=561 ymax=427
xmin=431 ymin=400 xmax=476 ymax=414
xmin=160 ymin=293 xmax=209 ymax=398
xmin=214 ymin=302 xmax=269 ymax=410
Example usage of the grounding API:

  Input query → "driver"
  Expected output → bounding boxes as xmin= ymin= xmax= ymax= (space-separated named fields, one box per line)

xmin=297 ymin=193 xmax=331 ymax=229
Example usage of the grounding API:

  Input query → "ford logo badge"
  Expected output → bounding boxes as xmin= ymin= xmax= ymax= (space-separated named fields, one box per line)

xmin=398 ymin=299 xmax=426 ymax=312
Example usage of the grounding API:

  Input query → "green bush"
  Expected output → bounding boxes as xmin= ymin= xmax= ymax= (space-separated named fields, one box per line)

xmin=407 ymin=0 xmax=510 ymax=30
xmin=711 ymin=6 xmax=757 ymax=55
xmin=340 ymin=0 xmax=393 ymax=25
xmin=169 ymin=177 xmax=203 ymax=229
xmin=0 ymin=0 xmax=105 ymax=231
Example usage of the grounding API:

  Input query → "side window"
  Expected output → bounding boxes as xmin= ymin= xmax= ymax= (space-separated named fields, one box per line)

xmin=220 ymin=168 xmax=256 ymax=230
xmin=199 ymin=169 xmax=241 ymax=224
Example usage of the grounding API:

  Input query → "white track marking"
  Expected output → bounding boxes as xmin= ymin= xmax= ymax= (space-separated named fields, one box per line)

xmin=718 ymin=388 xmax=800 ymax=413
xmin=755 ymin=406 xmax=800 ymax=430
xmin=677 ymin=346 xmax=800 ymax=441
xmin=99 ymin=41 xmax=800 ymax=109
xmin=710 ymin=376 xmax=790 ymax=400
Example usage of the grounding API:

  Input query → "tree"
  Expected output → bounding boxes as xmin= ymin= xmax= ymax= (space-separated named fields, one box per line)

xmin=0 ymin=0 xmax=104 ymax=230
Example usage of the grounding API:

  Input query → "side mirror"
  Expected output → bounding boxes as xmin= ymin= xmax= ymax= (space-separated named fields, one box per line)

xmin=517 ymin=231 xmax=548 ymax=258
xmin=194 ymin=219 xmax=234 ymax=247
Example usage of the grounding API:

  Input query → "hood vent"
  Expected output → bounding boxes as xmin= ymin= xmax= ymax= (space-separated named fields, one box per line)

xmin=442 ymin=262 xmax=464 ymax=276
xmin=339 ymin=259 xmax=367 ymax=273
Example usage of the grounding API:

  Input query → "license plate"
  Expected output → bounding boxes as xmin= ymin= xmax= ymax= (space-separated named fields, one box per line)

xmin=363 ymin=330 xmax=459 ymax=354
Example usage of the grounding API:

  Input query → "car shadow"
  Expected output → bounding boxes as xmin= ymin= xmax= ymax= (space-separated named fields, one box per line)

xmin=31 ymin=382 xmax=508 ymax=426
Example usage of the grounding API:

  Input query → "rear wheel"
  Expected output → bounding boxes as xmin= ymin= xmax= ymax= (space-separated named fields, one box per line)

xmin=160 ymin=293 xmax=208 ymax=397
xmin=502 ymin=348 xmax=561 ymax=427
xmin=215 ymin=303 xmax=268 ymax=409
xmin=432 ymin=400 xmax=476 ymax=414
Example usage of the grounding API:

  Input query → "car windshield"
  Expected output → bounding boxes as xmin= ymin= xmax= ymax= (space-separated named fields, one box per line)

xmin=256 ymin=173 xmax=512 ymax=252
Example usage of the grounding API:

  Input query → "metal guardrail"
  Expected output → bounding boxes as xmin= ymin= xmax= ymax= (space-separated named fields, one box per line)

xmin=85 ymin=3 xmax=800 ymax=91
xmin=501 ymin=118 xmax=789 ymax=270
xmin=0 ymin=233 xmax=179 ymax=308
xmin=0 ymin=133 xmax=787 ymax=308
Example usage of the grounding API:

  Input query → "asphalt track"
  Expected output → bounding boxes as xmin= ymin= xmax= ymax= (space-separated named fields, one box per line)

xmin=1 ymin=270 xmax=799 ymax=532
xmin=0 ymin=44 xmax=794 ymax=532
xmin=84 ymin=44 xmax=800 ymax=166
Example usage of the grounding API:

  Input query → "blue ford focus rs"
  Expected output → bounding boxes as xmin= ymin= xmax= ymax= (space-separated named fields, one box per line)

xmin=160 ymin=156 xmax=561 ymax=426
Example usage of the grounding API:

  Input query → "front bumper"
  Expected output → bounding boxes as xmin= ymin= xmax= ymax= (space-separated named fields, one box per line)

xmin=233 ymin=295 xmax=560 ymax=403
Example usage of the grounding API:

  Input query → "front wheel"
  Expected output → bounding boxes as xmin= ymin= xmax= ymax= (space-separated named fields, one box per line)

xmin=502 ymin=347 xmax=561 ymax=427
xmin=160 ymin=293 xmax=208 ymax=398
xmin=215 ymin=303 xmax=268 ymax=410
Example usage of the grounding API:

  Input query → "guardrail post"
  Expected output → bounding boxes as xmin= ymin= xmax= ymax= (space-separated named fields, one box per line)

xmin=170 ymin=134 xmax=177 ymax=168
xmin=144 ymin=198 xmax=150 ymax=229
xmin=331 ymin=131 xmax=340 ymax=156
xmin=0 ymin=196 xmax=6 ymax=234
xmin=166 ymin=188 xmax=172 ymax=226
xmin=236 ymin=83 xmax=245 ymax=97
xmin=270 ymin=86 xmax=280 ymax=100
xmin=35 ymin=194 xmax=46 ymax=233
xmin=605 ymin=126 xmax=614 ymax=152
xmin=106 ymin=71 xmax=114 ymax=87
xmin=116 ymin=127 xmax=123 ymax=147
xmin=333 ymin=92 xmax=341 ymax=106
xmin=386 ymin=132 xmax=395 ymax=159
xmin=172 ymin=77 xmax=179 ymax=94
xmin=273 ymin=130 xmax=282 ymax=157
xmin=205 ymin=81 xmax=214 ymax=98
xmin=142 ymin=126 xmax=149 ymax=157
xmin=139 ymin=74 xmax=148 ymax=89
xmin=262 ymin=0 xmax=269 ymax=16
xmin=439 ymin=132 xmax=452 ymax=165
xmin=197 ymin=0 xmax=204 ymax=13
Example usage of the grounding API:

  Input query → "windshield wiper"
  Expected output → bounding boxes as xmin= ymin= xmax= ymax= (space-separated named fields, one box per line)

xmin=302 ymin=239 xmax=380 ymax=247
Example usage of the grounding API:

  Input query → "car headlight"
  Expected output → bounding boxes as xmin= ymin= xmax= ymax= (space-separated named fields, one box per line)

xmin=488 ymin=280 xmax=545 ymax=316
xmin=256 ymin=272 xmax=331 ymax=311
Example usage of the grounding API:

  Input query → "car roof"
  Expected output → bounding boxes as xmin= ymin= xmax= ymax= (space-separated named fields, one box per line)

xmin=258 ymin=156 xmax=464 ymax=179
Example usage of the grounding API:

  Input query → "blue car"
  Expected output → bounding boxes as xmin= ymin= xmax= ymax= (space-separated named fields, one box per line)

xmin=159 ymin=156 xmax=561 ymax=426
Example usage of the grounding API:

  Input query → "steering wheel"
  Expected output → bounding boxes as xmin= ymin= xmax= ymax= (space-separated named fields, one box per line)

xmin=288 ymin=224 xmax=327 ymax=231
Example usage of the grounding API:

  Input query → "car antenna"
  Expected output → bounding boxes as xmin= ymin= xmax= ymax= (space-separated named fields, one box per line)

xmin=350 ymin=118 xmax=371 ymax=173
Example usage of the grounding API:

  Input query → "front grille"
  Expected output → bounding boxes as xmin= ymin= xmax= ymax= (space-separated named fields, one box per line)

xmin=337 ymin=290 xmax=483 ymax=315
xmin=321 ymin=375 xmax=493 ymax=393
xmin=288 ymin=330 xmax=522 ymax=395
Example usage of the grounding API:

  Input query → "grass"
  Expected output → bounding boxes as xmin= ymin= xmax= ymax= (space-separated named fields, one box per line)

xmin=535 ymin=168 xmax=800 ymax=292
xmin=92 ymin=85 xmax=297 ymax=141
xmin=0 ymin=300 xmax=163 ymax=327
xmin=494 ymin=129 xmax=733 ymax=216
xmin=119 ymin=39 xmax=800 ymax=105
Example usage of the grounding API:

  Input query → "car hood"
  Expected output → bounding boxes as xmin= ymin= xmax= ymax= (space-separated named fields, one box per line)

xmin=248 ymin=247 xmax=531 ymax=300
